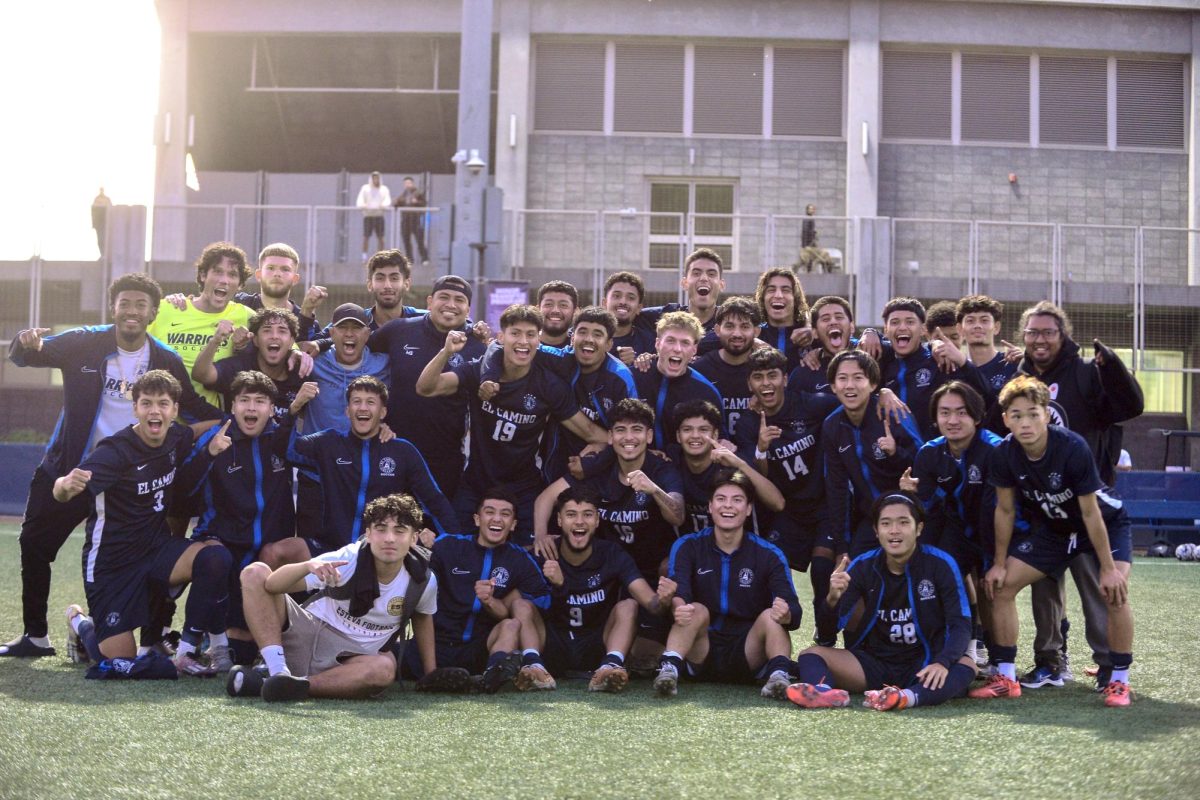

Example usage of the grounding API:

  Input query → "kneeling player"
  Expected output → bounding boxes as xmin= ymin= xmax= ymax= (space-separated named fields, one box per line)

xmin=540 ymin=486 xmax=667 ymax=692
xmin=234 ymin=493 xmax=437 ymax=701
xmin=788 ymin=492 xmax=976 ymax=711
xmin=654 ymin=471 xmax=802 ymax=699
xmin=971 ymin=376 xmax=1135 ymax=706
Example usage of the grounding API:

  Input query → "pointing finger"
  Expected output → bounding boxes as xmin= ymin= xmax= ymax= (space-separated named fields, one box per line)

xmin=882 ymin=415 xmax=892 ymax=437
xmin=219 ymin=419 xmax=233 ymax=435
xmin=834 ymin=554 xmax=850 ymax=573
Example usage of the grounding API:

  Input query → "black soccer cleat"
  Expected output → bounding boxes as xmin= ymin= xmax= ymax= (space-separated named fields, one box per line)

xmin=416 ymin=667 xmax=475 ymax=693
xmin=480 ymin=652 xmax=522 ymax=694
xmin=226 ymin=664 xmax=265 ymax=698
xmin=261 ymin=672 xmax=310 ymax=702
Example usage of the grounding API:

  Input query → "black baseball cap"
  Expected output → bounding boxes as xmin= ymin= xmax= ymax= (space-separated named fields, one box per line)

xmin=331 ymin=303 xmax=370 ymax=327
xmin=431 ymin=275 xmax=473 ymax=303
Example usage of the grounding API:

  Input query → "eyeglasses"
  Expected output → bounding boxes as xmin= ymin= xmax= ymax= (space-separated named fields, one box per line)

xmin=1022 ymin=328 xmax=1060 ymax=340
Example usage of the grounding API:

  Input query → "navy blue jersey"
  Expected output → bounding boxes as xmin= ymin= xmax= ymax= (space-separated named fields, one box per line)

xmin=367 ymin=315 xmax=484 ymax=466
xmin=692 ymin=352 xmax=753 ymax=440
xmin=989 ymin=425 xmax=1125 ymax=535
xmin=429 ymin=534 xmax=551 ymax=644
xmin=673 ymin=455 xmax=722 ymax=535
xmin=786 ymin=342 xmax=867 ymax=398
xmin=828 ymin=545 xmax=972 ymax=669
xmin=542 ymin=539 xmax=643 ymax=632
xmin=822 ymin=395 xmax=919 ymax=545
xmin=879 ymin=343 xmax=993 ymax=444
xmin=911 ymin=429 xmax=1005 ymax=542
xmin=976 ymin=351 xmax=1018 ymax=396
xmin=611 ymin=326 xmax=657 ymax=359
xmin=758 ymin=324 xmax=805 ymax=373
xmin=667 ymin=529 xmax=801 ymax=635
xmin=452 ymin=358 xmax=579 ymax=494
xmin=287 ymin=429 xmax=458 ymax=549
xmin=210 ymin=349 xmax=305 ymax=421
xmin=734 ymin=391 xmax=840 ymax=503
xmin=233 ymin=292 xmax=320 ymax=342
xmin=635 ymin=303 xmax=717 ymax=337
xmin=566 ymin=452 xmax=683 ymax=582
xmin=77 ymin=424 xmax=194 ymax=580
xmin=184 ymin=414 xmax=296 ymax=556
xmin=632 ymin=367 xmax=724 ymax=449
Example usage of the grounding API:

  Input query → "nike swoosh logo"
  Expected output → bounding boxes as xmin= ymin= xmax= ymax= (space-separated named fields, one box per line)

xmin=816 ymin=383 xmax=830 ymax=390
xmin=227 ymin=465 xmax=242 ymax=473
xmin=451 ymin=567 xmax=470 ymax=575
xmin=697 ymin=568 xmax=714 ymax=575
xmin=839 ymin=444 xmax=852 ymax=452
xmin=170 ymin=321 xmax=185 ymax=328
xmin=336 ymin=458 xmax=352 ymax=465
xmin=81 ymin=366 xmax=98 ymax=373
xmin=1018 ymin=475 xmax=1027 ymax=480
xmin=136 ymin=464 xmax=148 ymax=471
xmin=937 ymin=476 xmax=954 ymax=483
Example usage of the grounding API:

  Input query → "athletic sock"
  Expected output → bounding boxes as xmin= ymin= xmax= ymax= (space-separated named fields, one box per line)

xmin=900 ymin=688 xmax=917 ymax=707
xmin=72 ymin=615 xmax=102 ymax=662
xmin=260 ymin=644 xmax=288 ymax=676
xmin=1110 ymin=652 xmax=1132 ymax=685
xmin=794 ymin=652 xmax=830 ymax=685
xmin=208 ymin=632 xmax=229 ymax=648
xmin=486 ymin=650 xmax=512 ymax=670
xmin=764 ymin=654 xmax=793 ymax=679
xmin=521 ymin=648 xmax=543 ymax=667
xmin=990 ymin=644 xmax=1018 ymax=680
xmin=28 ymin=635 xmax=51 ymax=649
xmin=909 ymin=663 xmax=976 ymax=707
xmin=660 ymin=650 xmax=684 ymax=671
xmin=176 ymin=640 xmax=197 ymax=658
xmin=810 ymin=555 xmax=834 ymax=623
xmin=184 ymin=545 xmax=233 ymax=639
xmin=602 ymin=651 xmax=625 ymax=667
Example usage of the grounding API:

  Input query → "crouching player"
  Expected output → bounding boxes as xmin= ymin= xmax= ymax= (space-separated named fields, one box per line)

xmin=58 ymin=371 xmax=233 ymax=679
xmin=540 ymin=486 xmax=668 ymax=692
xmin=787 ymin=492 xmax=976 ymax=711
xmin=233 ymin=493 xmax=437 ymax=701
xmin=971 ymin=376 xmax=1135 ymax=706
xmin=654 ymin=470 xmax=803 ymax=700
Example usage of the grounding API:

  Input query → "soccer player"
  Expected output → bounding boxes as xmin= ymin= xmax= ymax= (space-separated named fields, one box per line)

xmin=361 ymin=249 xmax=423 ymax=328
xmin=192 ymin=307 xmax=308 ymax=420
xmin=537 ymin=280 xmax=578 ymax=348
xmin=538 ymin=485 xmax=668 ymax=691
xmin=416 ymin=304 xmax=607 ymax=546
xmin=301 ymin=303 xmax=390 ymax=434
xmin=971 ymin=376 xmax=1135 ymax=706
xmin=235 ymin=493 xmax=437 ymax=701
xmin=955 ymin=294 xmax=1018 ymax=395
xmin=924 ymin=300 xmax=962 ymax=348
xmin=55 ymin=371 xmax=233 ymax=677
xmin=604 ymin=270 xmax=656 ymax=363
xmin=823 ymin=351 xmax=919 ymax=557
xmin=234 ymin=243 xmax=324 ymax=341
xmin=367 ymin=275 xmax=485 ymax=497
xmin=693 ymin=297 xmax=760 ymax=439
xmin=788 ymin=295 xmax=880 ymax=396
xmin=179 ymin=371 xmax=302 ymax=667
xmin=147 ymin=242 xmax=254 ymax=406
xmin=635 ymin=247 xmax=726 ymax=347
xmin=633 ymin=311 xmax=724 ymax=449
xmin=402 ymin=489 xmax=552 ymax=693
xmin=754 ymin=267 xmax=814 ymax=372
xmin=653 ymin=470 xmax=803 ymax=699
xmin=787 ymin=492 xmax=976 ymax=712
xmin=2 ymin=273 xmax=220 ymax=659
xmin=287 ymin=376 xmax=457 ymax=556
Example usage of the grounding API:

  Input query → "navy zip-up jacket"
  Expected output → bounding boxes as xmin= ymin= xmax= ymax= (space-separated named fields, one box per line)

xmin=819 ymin=544 xmax=972 ymax=669
xmin=183 ymin=414 xmax=297 ymax=560
xmin=429 ymin=534 xmax=551 ymax=644
xmin=8 ymin=325 xmax=222 ymax=478
xmin=288 ymin=428 xmax=458 ymax=549
xmin=911 ymin=430 xmax=1006 ymax=545
xmin=879 ymin=342 xmax=993 ymax=444
xmin=633 ymin=366 xmax=725 ymax=448
xmin=667 ymin=528 xmax=802 ymax=635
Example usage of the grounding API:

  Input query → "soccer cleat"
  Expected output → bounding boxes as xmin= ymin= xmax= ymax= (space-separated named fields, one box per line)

xmin=416 ymin=667 xmax=475 ymax=693
xmin=1102 ymin=681 xmax=1132 ymax=707
xmin=785 ymin=682 xmax=851 ymax=709
xmin=1019 ymin=664 xmax=1064 ymax=689
xmin=172 ymin=651 xmax=218 ymax=677
xmin=974 ymin=642 xmax=990 ymax=669
xmin=654 ymin=663 xmax=679 ymax=697
xmin=0 ymin=634 xmax=56 ymax=658
xmin=968 ymin=674 xmax=1021 ymax=699
xmin=1093 ymin=666 xmax=1113 ymax=693
xmin=588 ymin=664 xmax=630 ymax=693
xmin=261 ymin=672 xmax=310 ymax=702
xmin=480 ymin=652 xmax=522 ymax=694
xmin=64 ymin=605 xmax=90 ymax=664
xmin=226 ymin=664 xmax=265 ymax=698
xmin=863 ymin=685 xmax=910 ymax=711
xmin=515 ymin=663 xmax=557 ymax=691
xmin=206 ymin=645 xmax=234 ymax=674
xmin=760 ymin=670 xmax=793 ymax=700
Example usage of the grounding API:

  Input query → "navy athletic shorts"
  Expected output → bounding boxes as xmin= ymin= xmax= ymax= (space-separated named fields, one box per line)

xmin=1008 ymin=515 xmax=1133 ymax=576
xmin=85 ymin=537 xmax=191 ymax=642
xmin=686 ymin=627 xmax=756 ymax=684
xmin=542 ymin=625 xmax=607 ymax=677
xmin=760 ymin=502 xmax=833 ymax=572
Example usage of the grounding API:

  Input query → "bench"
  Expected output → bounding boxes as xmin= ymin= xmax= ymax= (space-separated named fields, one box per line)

xmin=1114 ymin=470 xmax=1200 ymax=547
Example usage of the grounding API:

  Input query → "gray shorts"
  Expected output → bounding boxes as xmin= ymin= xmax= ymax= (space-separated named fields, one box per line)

xmin=282 ymin=596 xmax=380 ymax=677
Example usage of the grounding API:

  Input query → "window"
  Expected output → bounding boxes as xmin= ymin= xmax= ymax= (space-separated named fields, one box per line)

xmin=614 ymin=43 xmax=685 ymax=133
xmin=1117 ymin=59 xmax=1185 ymax=150
xmin=1114 ymin=349 xmax=1185 ymax=414
xmin=1039 ymin=56 xmax=1107 ymax=147
xmin=533 ymin=41 xmax=605 ymax=132
xmin=882 ymin=50 xmax=952 ymax=141
xmin=647 ymin=181 xmax=735 ymax=269
xmin=693 ymin=45 xmax=762 ymax=136
xmin=961 ymin=53 xmax=1029 ymax=144
xmin=772 ymin=47 xmax=843 ymax=137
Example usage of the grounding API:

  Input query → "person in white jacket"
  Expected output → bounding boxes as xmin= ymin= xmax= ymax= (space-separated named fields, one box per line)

xmin=357 ymin=171 xmax=392 ymax=261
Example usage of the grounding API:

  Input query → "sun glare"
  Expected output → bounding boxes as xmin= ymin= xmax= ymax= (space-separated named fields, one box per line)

xmin=1 ymin=1 xmax=160 ymax=260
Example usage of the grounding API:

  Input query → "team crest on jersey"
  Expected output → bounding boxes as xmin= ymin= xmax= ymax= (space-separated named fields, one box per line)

xmin=490 ymin=566 xmax=510 ymax=588
xmin=765 ymin=529 xmax=781 ymax=542
xmin=918 ymin=579 xmax=936 ymax=600
xmin=968 ymin=464 xmax=982 ymax=484
xmin=379 ymin=457 xmax=396 ymax=476
xmin=915 ymin=368 xmax=933 ymax=388
xmin=105 ymin=611 xmax=121 ymax=628
xmin=634 ymin=491 xmax=647 ymax=507
xmin=991 ymin=373 xmax=1007 ymax=389
xmin=271 ymin=455 xmax=285 ymax=473
xmin=386 ymin=597 xmax=405 ymax=616
xmin=168 ymin=451 xmax=176 ymax=465
xmin=523 ymin=394 xmax=538 ymax=411
xmin=1017 ymin=540 xmax=1033 ymax=554
xmin=1048 ymin=472 xmax=1062 ymax=490
xmin=738 ymin=568 xmax=754 ymax=587
xmin=871 ymin=442 xmax=885 ymax=460
xmin=587 ymin=573 xmax=602 ymax=589
xmin=448 ymin=353 xmax=464 ymax=368
xmin=790 ymin=420 xmax=807 ymax=434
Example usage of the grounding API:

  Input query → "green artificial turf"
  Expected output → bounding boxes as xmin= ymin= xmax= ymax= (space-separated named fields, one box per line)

xmin=0 ymin=523 xmax=1197 ymax=799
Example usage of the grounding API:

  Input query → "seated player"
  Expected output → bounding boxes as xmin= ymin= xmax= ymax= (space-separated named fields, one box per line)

xmin=402 ymin=488 xmax=552 ymax=693
xmin=287 ymin=375 xmax=456 ymax=557
xmin=653 ymin=470 xmax=803 ymax=700
xmin=971 ymin=376 xmax=1135 ymax=707
xmin=416 ymin=304 xmax=607 ymax=546
xmin=57 ymin=371 xmax=233 ymax=677
xmin=538 ymin=485 xmax=667 ymax=691
xmin=604 ymin=271 xmax=655 ymax=363
xmin=178 ymin=371 xmax=301 ymax=668
xmin=754 ymin=267 xmax=814 ymax=371
xmin=787 ymin=492 xmax=976 ymax=711
xmin=233 ymin=493 xmax=437 ymax=701
xmin=192 ymin=307 xmax=309 ymax=419
xmin=633 ymin=311 xmax=724 ymax=449
xmin=823 ymin=351 xmax=918 ymax=557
